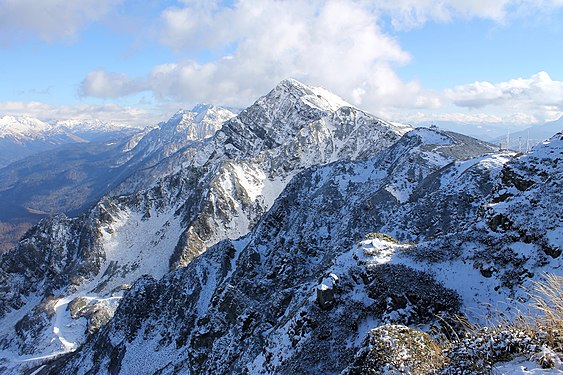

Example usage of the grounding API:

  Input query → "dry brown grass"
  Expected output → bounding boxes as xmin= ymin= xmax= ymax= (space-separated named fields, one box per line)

xmin=438 ymin=273 xmax=562 ymax=373
xmin=528 ymin=273 xmax=563 ymax=351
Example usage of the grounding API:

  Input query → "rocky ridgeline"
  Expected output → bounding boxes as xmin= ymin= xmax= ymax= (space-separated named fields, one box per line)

xmin=1 ymin=81 xmax=561 ymax=374
xmin=43 ymin=130 xmax=560 ymax=374
xmin=0 ymin=80 xmax=410 ymax=372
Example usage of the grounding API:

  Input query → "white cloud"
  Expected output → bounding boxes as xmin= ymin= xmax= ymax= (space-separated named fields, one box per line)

xmin=80 ymin=70 xmax=143 ymax=98
xmin=0 ymin=100 xmax=159 ymax=127
xmin=445 ymin=72 xmax=563 ymax=121
xmin=0 ymin=0 xmax=121 ymax=43
xmin=82 ymin=0 xmax=427 ymax=113
xmin=76 ymin=0 xmax=563 ymax=125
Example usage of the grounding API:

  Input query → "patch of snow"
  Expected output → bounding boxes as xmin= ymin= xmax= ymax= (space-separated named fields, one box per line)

xmin=494 ymin=355 xmax=563 ymax=374
xmin=304 ymin=85 xmax=352 ymax=112
xmin=411 ymin=128 xmax=454 ymax=145
xmin=99 ymin=206 xmax=183 ymax=293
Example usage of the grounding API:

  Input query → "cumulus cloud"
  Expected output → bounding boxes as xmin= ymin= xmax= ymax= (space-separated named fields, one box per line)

xmin=446 ymin=71 xmax=563 ymax=121
xmin=0 ymin=0 xmax=121 ymax=43
xmin=81 ymin=0 xmax=435 ymax=113
xmin=80 ymin=70 xmax=143 ymax=98
xmin=0 ymin=100 xmax=159 ymax=127
xmin=76 ymin=0 xmax=563 ymax=123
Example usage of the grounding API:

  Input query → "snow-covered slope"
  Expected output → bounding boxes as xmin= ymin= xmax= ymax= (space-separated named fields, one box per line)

xmin=0 ymin=80 xmax=411 ymax=372
xmin=36 ymin=127 xmax=532 ymax=375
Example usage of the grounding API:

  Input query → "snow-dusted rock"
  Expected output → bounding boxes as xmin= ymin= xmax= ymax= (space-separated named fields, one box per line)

xmin=2 ymin=83 xmax=559 ymax=374
xmin=0 ymin=80 xmax=408 ymax=371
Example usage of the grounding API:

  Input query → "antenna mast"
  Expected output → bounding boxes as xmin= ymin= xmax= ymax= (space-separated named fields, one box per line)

xmin=506 ymin=130 xmax=510 ymax=150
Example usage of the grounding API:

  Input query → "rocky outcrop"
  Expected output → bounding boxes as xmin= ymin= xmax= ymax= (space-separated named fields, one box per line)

xmin=343 ymin=325 xmax=446 ymax=375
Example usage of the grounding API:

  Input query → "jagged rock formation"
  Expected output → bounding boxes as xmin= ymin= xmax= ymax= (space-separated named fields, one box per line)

xmin=165 ymin=79 xmax=410 ymax=268
xmin=0 ymin=80 xmax=410 ymax=372
xmin=343 ymin=325 xmax=446 ymax=375
xmin=1 ymin=81 xmax=560 ymax=374
xmin=110 ymin=104 xmax=236 ymax=195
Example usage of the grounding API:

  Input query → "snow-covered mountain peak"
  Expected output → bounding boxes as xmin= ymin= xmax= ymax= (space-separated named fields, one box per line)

xmin=190 ymin=103 xmax=214 ymax=114
xmin=268 ymin=78 xmax=352 ymax=112
xmin=406 ymin=127 xmax=455 ymax=145
xmin=54 ymin=119 xmax=138 ymax=133
xmin=162 ymin=104 xmax=235 ymax=140
xmin=0 ymin=115 xmax=53 ymax=138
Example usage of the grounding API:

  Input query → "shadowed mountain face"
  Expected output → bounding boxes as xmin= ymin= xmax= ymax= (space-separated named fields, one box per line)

xmin=0 ymin=142 xmax=128 ymax=253
xmin=0 ymin=80 xmax=560 ymax=375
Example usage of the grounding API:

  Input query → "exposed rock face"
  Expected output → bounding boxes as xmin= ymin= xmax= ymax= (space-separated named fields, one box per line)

xmin=0 ymin=80 xmax=410 ymax=369
xmin=38 ymin=127 xmax=517 ymax=375
xmin=0 ymin=213 xmax=106 ymax=317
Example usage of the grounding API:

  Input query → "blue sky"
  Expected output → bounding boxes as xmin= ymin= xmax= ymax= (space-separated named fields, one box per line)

xmin=1 ymin=0 xmax=563 ymax=129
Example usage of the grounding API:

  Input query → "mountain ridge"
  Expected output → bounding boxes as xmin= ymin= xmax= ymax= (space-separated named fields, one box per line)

xmin=0 ymin=80 xmax=560 ymax=374
xmin=38 ymin=127 xmax=554 ymax=375
xmin=0 ymin=80 xmax=410 ymax=371
xmin=0 ymin=105 xmax=236 ymax=253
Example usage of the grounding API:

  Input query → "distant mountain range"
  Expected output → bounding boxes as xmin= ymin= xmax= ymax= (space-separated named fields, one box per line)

xmin=0 ymin=105 xmax=235 ymax=252
xmin=0 ymin=116 xmax=141 ymax=169
xmin=491 ymin=116 xmax=563 ymax=151
xmin=416 ymin=117 xmax=563 ymax=149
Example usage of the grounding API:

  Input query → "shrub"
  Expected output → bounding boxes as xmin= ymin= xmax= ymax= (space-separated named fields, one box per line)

xmin=344 ymin=325 xmax=446 ymax=375
xmin=442 ymin=273 xmax=563 ymax=373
